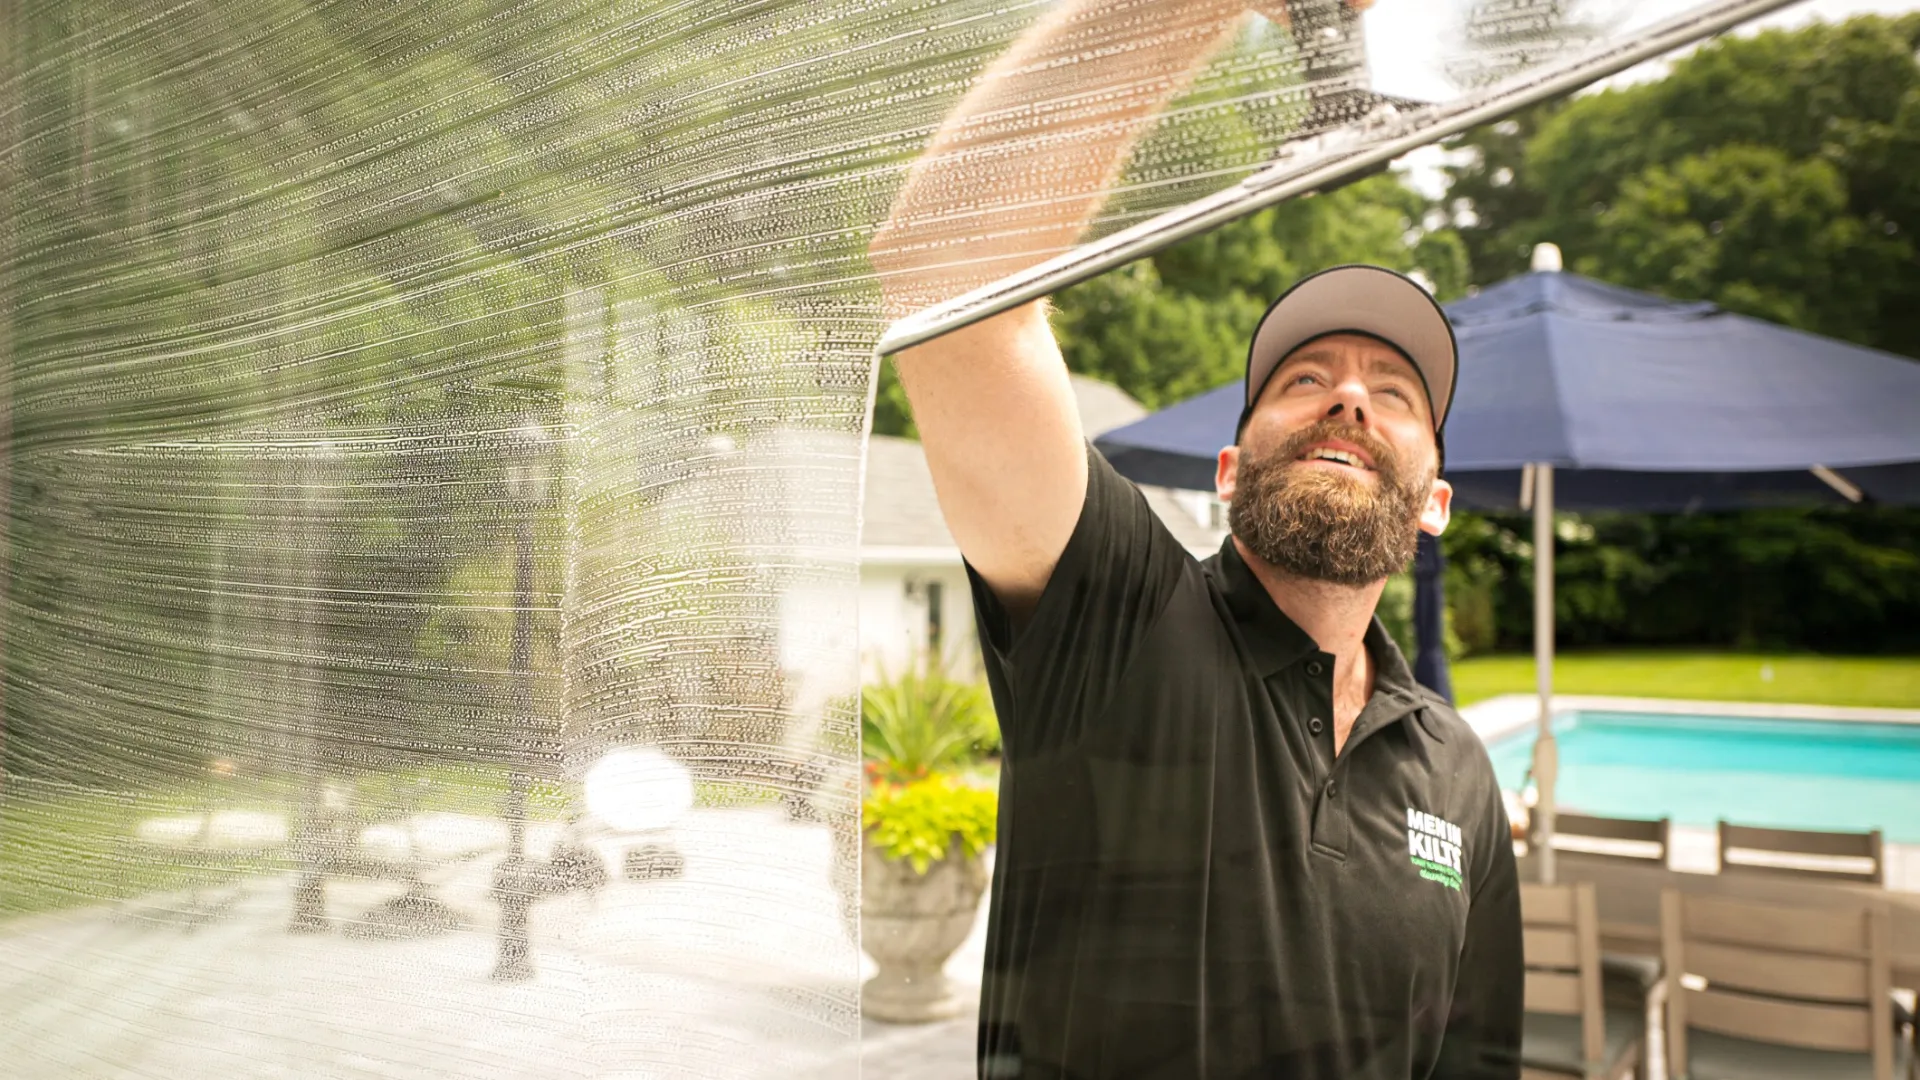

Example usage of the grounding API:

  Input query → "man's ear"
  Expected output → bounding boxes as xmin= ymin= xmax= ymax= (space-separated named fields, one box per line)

xmin=1215 ymin=445 xmax=1240 ymax=503
xmin=1419 ymin=477 xmax=1454 ymax=537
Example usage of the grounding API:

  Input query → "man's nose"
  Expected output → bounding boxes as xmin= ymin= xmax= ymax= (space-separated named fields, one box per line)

xmin=1324 ymin=377 xmax=1370 ymax=426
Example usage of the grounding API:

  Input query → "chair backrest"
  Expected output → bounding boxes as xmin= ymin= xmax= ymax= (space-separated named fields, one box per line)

xmin=1547 ymin=811 xmax=1670 ymax=866
xmin=1717 ymin=821 xmax=1884 ymax=885
xmin=1661 ymin=889 xmax=1894 ymax=1080
xmin=1520 ymin=881 xmax=1606 ymax=1071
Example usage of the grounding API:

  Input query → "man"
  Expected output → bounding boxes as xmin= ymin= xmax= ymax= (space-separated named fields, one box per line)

xmin=870 ymin=1 xmax=1522 ymax=1077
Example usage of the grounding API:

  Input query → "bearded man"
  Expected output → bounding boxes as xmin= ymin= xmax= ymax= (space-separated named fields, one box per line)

xmin=869 ymin=2 xmax=1522 ymax=1077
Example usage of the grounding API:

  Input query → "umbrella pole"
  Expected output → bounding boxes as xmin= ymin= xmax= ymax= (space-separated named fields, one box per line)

xmin=1532 ymin=464 xmax=1559 ymax=885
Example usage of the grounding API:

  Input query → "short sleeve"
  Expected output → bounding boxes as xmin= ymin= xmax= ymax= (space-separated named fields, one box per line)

xmin=966 ymin=445 xmax=1193 ymax=759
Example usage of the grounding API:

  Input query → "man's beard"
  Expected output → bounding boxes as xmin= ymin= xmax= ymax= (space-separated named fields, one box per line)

xmin=1227 ymin=419 xmax=1433 ymax=586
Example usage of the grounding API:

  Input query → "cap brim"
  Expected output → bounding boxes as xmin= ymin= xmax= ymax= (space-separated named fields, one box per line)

xmin=1244 ymin=265 xmax=1457 ymax=431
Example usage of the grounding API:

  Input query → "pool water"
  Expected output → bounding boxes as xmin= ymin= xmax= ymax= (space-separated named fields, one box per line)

xmin=1485 ymin=711 xmax=1920 ymax=843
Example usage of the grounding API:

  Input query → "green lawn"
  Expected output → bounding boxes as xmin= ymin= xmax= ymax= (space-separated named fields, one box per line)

xmin=0 ymin=781 xmax=276 ymax=919
xmin=1451 ymin=651 xmax=1920 ymax=710
xmin=0 ymin=765 xmax=574 ymax=921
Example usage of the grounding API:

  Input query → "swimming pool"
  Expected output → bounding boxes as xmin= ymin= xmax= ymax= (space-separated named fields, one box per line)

xmin=1484 ymin=710 xmax=1920 ymax=844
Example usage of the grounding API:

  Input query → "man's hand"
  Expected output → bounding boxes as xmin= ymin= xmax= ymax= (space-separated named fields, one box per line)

xmin=871 ymin=0 xmax=1251 ymax=317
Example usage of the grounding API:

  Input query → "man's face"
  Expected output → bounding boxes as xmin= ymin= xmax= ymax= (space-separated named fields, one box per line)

xmin=1216 ymin=333 xmax=1453 ymax=586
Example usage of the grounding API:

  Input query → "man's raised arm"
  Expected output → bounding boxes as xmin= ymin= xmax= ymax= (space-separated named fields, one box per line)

xmin=868 ymin=0 xmax=1260 ymax=620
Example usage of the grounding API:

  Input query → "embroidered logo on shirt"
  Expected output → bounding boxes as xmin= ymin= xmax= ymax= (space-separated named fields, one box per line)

xmin=1407 ymin=806 xmax=1464 ymax=891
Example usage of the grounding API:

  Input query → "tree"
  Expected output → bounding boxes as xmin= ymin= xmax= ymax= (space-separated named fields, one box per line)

xmin=1057 ymin=172 xmax=1469 ymax=411
xmin=1593 ymin=143 xmax=1904 ymax=339
xmin=1441 ymin=102 xmax=1563 ymax=285
xmin=1453 ymin=14 xmax=1920 ymax=357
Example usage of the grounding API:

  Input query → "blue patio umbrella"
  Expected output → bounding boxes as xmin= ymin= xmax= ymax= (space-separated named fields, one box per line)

xmin=1093 ymin=256 xmax=1920 ymax=882
xmin=1096 ymin=269 xmax=1920 ymax=509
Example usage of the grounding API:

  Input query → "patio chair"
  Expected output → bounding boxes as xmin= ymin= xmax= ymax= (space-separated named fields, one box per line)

xmin=1661 ymin=889 xmax=1912 ymax=1080
xmin=1534 ymin=812 xmax=1672 ymax=1001
xmin=1717 ymin=821 xmax=1884 ymax=885
xmin=1547 ymin=813 xmax=1670 ymax=868
xmin=1520 ymin=881 xmax=1644 ymax=1080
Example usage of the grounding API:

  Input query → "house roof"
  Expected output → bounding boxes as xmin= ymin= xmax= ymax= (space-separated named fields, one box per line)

xmin=862 ymin=375 xmax=1229 ymax=559
xmin=1072 ymin=375 xmax=1150 ymax=437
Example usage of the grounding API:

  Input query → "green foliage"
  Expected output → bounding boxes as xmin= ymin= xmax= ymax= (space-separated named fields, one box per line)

xmin=871 ymin=359 xmax=917 ymax=439
xmin=1457 ymin=14 xmax=1920 ymax=357
xmin=1438 ymin=514 xmax=1522 ymax=655
xmin=861 ymin=18 xmax=1920 ymax=667
xmin=1048 ymin=262 xmax=1267 ymax=411
xmin=1377 ymin=570 xmax=1466 ymax=667
xmin=1590 ymin=143 xmax=1904 ymax=340
xmin=1441 ymin=508 xmax=1920 ymax=655
xmin=0 ymin=780 xmax=271 ymax=918
xmin=860 ymin=655 xmax=1000 ymax=785
xmin=1044 ymin=172 xmax=1469 ymax=415
xmin=1443 ymin=104 xmax=1565 ymax=285
xmin=862 ymin=775 xmax=998 ymax=874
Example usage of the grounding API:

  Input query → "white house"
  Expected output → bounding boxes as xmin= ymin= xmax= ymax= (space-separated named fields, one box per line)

xmin=859 ymin=375 xmax=1230 ymax=682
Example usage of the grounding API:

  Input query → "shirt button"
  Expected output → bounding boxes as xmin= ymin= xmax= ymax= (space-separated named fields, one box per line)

xmin=1326 ymin=781 xmax=1338 ymax=799
xmin=1307 ymin=661 xmax=1324 ymax=677
xmin=1309 ymin=717 xmax=1325 ymax=735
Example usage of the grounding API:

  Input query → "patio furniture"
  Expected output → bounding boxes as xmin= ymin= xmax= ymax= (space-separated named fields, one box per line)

xmin=1520 ymin=881 xmax=1645 ymax=1080
xmin=1660 ymin=889 xmax=1911 ymax=1080
xmin=1717 ymin=821 xmax=1884 ymax=886
xmin=1540 ymin=813 xmax=1670 ymax=867
xmin=1518 ymin=850 xmax=1920 ymax=995
xmin=1526 ymin=812 xmax=1673 ymax=1002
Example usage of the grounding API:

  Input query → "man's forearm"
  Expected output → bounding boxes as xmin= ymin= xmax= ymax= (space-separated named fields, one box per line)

xmin=870 ymin=0 xmax=1248 ymax=314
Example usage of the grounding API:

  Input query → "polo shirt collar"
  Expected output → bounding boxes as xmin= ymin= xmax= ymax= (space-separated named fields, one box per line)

xmin=1364 ymin=616 xmax=1434 ymax=740
xmin=1210 ymin=536 xmax=1438 ymax=741
xmin=1213 ymin=537 xmax=1318 ymax=677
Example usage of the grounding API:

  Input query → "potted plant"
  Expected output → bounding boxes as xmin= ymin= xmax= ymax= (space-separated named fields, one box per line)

xmin=851 ymin=653 xmax=1000 ymax=1022
xmin=860 ymin=775 xmax=996 ymax=1022
xmin=858 ymin=654 xmax=999 ymax=787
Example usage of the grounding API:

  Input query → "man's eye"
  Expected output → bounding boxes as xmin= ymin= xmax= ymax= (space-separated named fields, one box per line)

xmin=1291 ymin=373 xmax=1320 ymax=387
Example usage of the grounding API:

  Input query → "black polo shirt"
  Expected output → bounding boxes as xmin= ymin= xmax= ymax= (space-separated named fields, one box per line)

xmin=966 ymin=448 xmax=1522 ymax=1080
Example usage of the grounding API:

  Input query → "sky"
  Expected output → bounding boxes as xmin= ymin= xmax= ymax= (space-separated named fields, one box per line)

xmin=1362 ymin=0 xmax=1920 ymax=196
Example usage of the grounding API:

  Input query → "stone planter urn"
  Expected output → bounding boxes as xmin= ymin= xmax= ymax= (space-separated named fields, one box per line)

xmin=861 ymin=835 xmax=989 ymax=1023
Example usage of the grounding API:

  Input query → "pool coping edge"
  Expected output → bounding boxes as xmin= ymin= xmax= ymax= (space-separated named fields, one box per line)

xmin=1462 ymin=693 xmax=1920 ymax=746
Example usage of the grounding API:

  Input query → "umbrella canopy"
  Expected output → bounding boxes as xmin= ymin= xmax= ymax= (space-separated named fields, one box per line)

xmin=1096 ymin=270 xmax=1920 ymax=510
xmin=1092 ymin=265 xmax=1920 ymax=884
